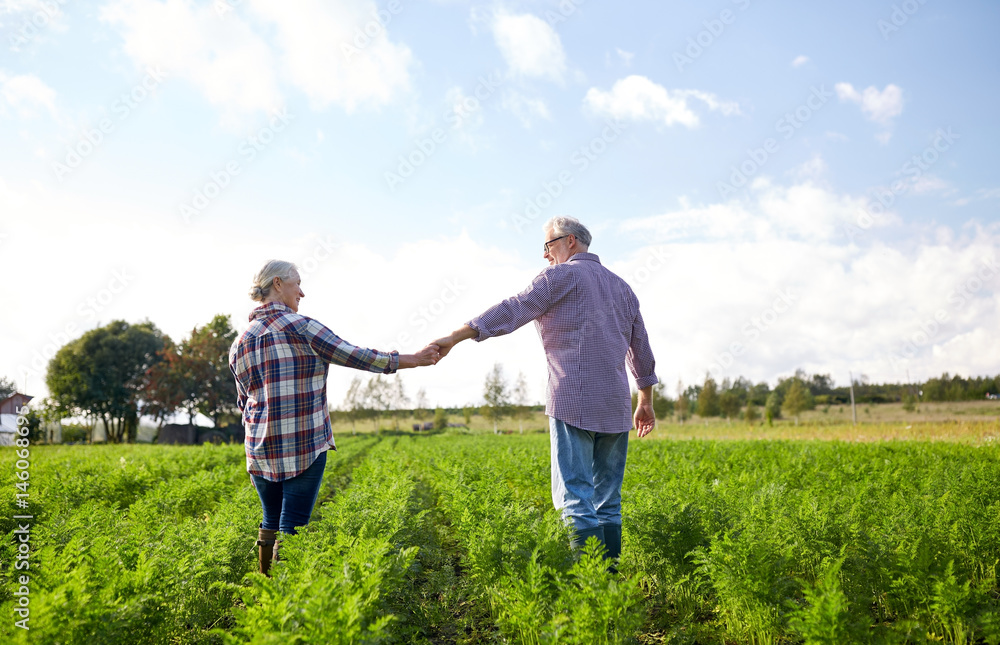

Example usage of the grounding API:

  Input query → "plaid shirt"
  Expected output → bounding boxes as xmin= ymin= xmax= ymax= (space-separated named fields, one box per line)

xmin=229 ymin=302 xmax=399 ymax=481
xmin=468 ymin=252 xmax=657 ymax=434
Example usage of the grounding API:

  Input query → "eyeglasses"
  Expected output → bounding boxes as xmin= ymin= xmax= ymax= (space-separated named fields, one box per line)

xmin=543 ymin=235 xmax=569 ymax=253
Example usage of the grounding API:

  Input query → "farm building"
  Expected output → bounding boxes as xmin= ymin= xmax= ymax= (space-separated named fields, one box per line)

xmin=0 ymin=393 xmax=32 ymax=447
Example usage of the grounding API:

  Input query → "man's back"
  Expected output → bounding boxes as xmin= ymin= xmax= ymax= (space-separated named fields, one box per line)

xmin=469 ymin=252 xmax=657 ymax=433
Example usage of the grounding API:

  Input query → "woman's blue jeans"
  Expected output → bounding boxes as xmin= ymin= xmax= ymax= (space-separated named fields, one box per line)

xmin=549 ymin=417 xmax=629 ymax=531
xmin=250 ymin=451 xmax=327 ymax=534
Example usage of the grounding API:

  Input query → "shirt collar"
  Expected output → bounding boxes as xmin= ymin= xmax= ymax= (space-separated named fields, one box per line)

xmin=250 ymin=301 xmax=293 ymax=321
xmin=568 ymin=252 xmax=601 ymax=264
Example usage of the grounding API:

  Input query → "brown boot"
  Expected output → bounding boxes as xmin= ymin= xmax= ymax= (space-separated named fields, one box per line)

xmin=257 ymin=526 xmax=277 ymax=576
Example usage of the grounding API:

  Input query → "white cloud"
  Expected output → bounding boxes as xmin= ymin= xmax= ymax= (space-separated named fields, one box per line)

xmin=245 ymin=0 xmax=413 ymax=113
xmin=835 ymin=82 xmax=904 ymax=125
xmin=791 ymin=55 xmax=809 ymax=68
xmin=615 ymin=186 xmax=1000 ymax=386
xmin=101 ymin=0 xmax=282 ymax=120
xmin=616 ymin=48 xmax=635 ymax=66
xmin=0 ymin=70 xmax=58 ymax=119
xmin=791 ymin=154 xmax=827 ymax=180
xmin=909 ymin=174 xmax=950 ymax=195
xmin=101 ymin=0 xmax=413 ymax=122
xmin=444 ymin=86 xmax=485 ymax=145
xmin=501 ymin=90 xmax=550 ymax=128
xmin=584 ymin=75 xmax=740 ymax=128
xmin=492 ymin=11 xmax=567 ymax=82
xmin=621 ymin=178 xmax=874 ymax=243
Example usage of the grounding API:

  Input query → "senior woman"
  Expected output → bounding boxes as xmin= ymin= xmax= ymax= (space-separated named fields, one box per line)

xmin=229 ymin=259 xmax=439 ymax=576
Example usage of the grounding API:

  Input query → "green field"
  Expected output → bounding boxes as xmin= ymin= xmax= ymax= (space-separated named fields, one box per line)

xmin=2 ymin=429 xmax=999 ymax=644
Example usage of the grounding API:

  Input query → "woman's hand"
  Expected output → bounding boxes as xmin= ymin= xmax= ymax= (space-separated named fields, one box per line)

xmin=397 ymin=344 xmax=441 ymax=369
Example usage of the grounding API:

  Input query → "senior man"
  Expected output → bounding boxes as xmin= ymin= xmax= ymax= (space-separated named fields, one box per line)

xmin=432 ymin=216 xmax=657 ymax=567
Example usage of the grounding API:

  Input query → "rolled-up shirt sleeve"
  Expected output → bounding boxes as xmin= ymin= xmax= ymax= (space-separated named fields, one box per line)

xmin=300 ymin=319 xmax=398 ymax=374
xmin=627 ymin=308 xmax=658 ymax=390
xmin=468 ymin=271 xmax=553 ymax=341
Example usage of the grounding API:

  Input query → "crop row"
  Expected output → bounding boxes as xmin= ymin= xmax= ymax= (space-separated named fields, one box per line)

xmin=3 ymin=434 xmax=999 ymax=644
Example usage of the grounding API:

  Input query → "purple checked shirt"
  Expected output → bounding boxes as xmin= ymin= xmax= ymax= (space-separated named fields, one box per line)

xmin=468 ymin=252 xmax=658 ymax=434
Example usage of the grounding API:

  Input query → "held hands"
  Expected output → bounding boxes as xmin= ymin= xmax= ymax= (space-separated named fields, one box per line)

xmin=428 ymin=324 xmax=477 ymax=361
xmin=398 ymin=344 xmax=441 ymax=369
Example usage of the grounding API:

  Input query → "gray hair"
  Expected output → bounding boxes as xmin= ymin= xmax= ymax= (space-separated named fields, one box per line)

xmin=544 ymin=216 xmax=592 ymax=248
xmin=249 ymin=260 xmax=299 ymax=302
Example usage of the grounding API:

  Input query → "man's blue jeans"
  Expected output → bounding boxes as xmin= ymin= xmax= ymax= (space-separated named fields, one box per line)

xmin=251 ymin=450 xmax=327 ymax=534
xmin=549 ymin=417 xmax=629 ymax=531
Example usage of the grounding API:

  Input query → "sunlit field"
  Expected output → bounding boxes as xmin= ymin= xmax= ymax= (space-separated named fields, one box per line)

xmin=2 ymin=425 xmax=999 ymax=644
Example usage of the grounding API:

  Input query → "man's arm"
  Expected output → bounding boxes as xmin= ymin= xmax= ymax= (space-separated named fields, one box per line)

xmin=432 ymin=324 xmax=478 ymax=359
xmin=432 ymin=270 xmax=554 ymax=359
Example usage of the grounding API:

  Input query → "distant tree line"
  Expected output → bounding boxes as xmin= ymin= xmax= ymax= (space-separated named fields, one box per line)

xmin=633 ymin=369 xmax=1000 ymax=425
xmin=39 ymin=316 xmax=239 ymax=443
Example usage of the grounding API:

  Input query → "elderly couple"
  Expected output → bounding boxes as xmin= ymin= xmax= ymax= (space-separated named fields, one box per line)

xmin=229 ymin=216 xmax=658 ymax=576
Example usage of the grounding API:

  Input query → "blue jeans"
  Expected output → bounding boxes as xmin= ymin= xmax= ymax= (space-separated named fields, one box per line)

xmin=251 ymin=450 xmax=327 ymax=534
xmin=549 ymin=417 xmax=629 ymax=531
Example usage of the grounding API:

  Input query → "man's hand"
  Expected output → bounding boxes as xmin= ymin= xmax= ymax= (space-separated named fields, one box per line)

xmin=634 ymin=385 xmax=656 ymax=438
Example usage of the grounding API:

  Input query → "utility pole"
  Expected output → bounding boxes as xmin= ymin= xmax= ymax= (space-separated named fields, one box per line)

xmin=849 ymin=371 xmax=857 ymax=426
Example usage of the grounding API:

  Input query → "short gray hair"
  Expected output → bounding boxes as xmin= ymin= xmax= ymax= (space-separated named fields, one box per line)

xmin=544 ymin=216 xmax=592 ymax=248
xmin=249 ymin=260 xmax=298 ymax=302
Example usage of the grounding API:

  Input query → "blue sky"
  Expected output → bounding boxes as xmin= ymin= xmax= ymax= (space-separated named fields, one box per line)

xmin=1 ymin=0 xmax=998 ymax=412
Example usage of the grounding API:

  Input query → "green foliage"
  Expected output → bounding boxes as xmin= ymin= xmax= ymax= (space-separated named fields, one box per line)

xmin=0 ymin=375 xmax=17 ymax=400
xmin=482 ymin=362 xmax=511 ymax=433
xmin=697 ymin=375 xmax=721 ymax=417
xmin=46 ymin=320 xmax=166 ymax=442
xmin=2 ymin=434 xmax=998 ymax=643
xmin=782 ymin=379 xmax=813 ymax=423
xmin=788 ymin=558 xmax=860 ymax=645
xmin=652 ymin=382 xmax=675 ymax=419
xmin=433 ymin=406 xmax=447 ymax=430
xmin=765 ymin=390 xmax=783 ymax=420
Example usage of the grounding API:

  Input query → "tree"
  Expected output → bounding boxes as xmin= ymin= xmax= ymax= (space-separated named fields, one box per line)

xmin=512 ymin=371 xmax=530 ymax=433
xmin=697 ymin=375 xmax=720 ymax=417
xmin=341 ymin=376 xmax=366 ymax=434
xmin=745 ymin=402 xmax=759 ymax=425
xmin=719 ymin=389 xmax=741 ymax=423
xmin=676 ymin=380 xmax=690 ymax=423
xmin=482 ymin=363 xmax=511 ymax=434
xmin=462 ymin=406 xmax=472 ymax=426
xmin=142 ymin=337 xmax=190 ymax=430
xmin=434 ymin=407 xmax=448 ymax=430
xmin=783 ymin=379 xmax=810 ymax=425
xmin=188 ymin=314 xmax=239 ymax=427
xmin=0 ymin=376 xmax=17 ymax=400
xmin=386 ymin=374 xmax=410 ymax=431
xmin=652 ymin=382 xmax=674 ymax=420
xmin=364 ymin=377 xmax=392 ymax=432
xmin=47 ymin=320 xmax=166 ymax=443
xmin=765 ymin=390 xmax=783 ymax=422
xmin=414 ymin=388 xmax=429 ymax=422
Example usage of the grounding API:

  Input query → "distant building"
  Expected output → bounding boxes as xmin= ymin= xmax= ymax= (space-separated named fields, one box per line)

xmin=0 ymin=393 xmax=33 ymax=447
